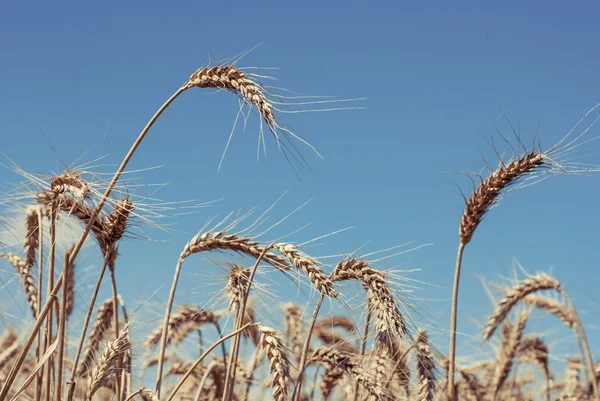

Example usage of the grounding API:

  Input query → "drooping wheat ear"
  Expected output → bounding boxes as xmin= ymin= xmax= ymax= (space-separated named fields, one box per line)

xmin=522 ymin=294 xmax=576 ymax=328
xmin=258 ymin=325 xmax=291 ymax=401
xmin=138 ymin=388 xmax=160 ymax=401
xmin=482 ymin=274 xmax=560 ymax=340
xmin=241 ymin=300 xmax=260 ymax=346
xmin=102 ymin=198 xmax=134 ymax=249
xmin=321 ymin=365 xmax=345 ymax=400
xmin=146 ymin=305 xmax=216 ymax=348
xmin=490 ymin=310 xmax=529 ymax=398
xmin=226 ymin=264 xmax=250 ymax=312
xmin=85 ymin=326 xmax=130 ymax=401
xmin=274 ymin=244 xmax=338 ymax=297
xmin=309 ymin=347 xmax=385 ymax=400
xmin=78 ymin=298 xmax=115 ymax=375
xmin=332 ymin=258 xmax=408 ymax=347
xmin=460 ymin=151 xmax=545 ymax=245
xmin=186 ymin=65 xmax=277 ymax=134
xmin=183 ymin=231 xmax=290 ymax=271
xmin=51 ymin=171 xmax=91 ymax=200
xmin=415 ymin=330 xmax=436 ymax=401
xmin=313 ymin=316 xmax=357 ymax=333
xmin=24 ymin=206 xmax=41 ymax=269
xmin=284 ymin=303 xmax=304 ymax=359
xmin=518 ymin=336 xmax=551 ymax=382
xmin=1 ymin=253 xmax=38 ymax=318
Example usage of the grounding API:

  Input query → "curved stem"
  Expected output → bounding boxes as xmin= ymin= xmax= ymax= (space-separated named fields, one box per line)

xmin=66 ymin=254 xmax=111 ymax=401
xmin=166 ymin=323 xmax=256 ymax=401
xmin=447 ymin=241 xmax=465 ymax=401
xmin=561 ymin=289 xmax=600 ymax=401
xmin=155 ymin=256 xmax=184 ymax=397
xmin=0 ymin=86 xmax=186 ymax=400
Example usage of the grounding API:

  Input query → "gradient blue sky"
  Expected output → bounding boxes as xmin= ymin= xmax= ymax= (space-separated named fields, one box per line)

xmin=1 ymin=1 xmax=600 ymax=364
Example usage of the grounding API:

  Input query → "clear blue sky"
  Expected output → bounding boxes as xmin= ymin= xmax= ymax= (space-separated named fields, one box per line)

xmin=1 ymin=1 xmax=600 ymax=364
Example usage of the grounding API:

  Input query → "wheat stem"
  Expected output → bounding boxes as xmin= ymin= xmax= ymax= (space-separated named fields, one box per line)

xmin=34 ymin=209 xmax=44 ymax=401
xmin=447 ymin=241 xmax=465 ymax=401
xmin=55 ymin=250 xmax=71 ymax=401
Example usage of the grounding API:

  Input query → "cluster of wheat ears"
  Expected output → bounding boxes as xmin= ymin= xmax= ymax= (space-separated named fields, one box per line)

xmin=1 ymin=56 xmax=600 ymax=401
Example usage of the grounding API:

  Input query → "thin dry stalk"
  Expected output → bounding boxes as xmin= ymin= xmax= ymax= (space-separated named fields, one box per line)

xmin=55 ymin=250 xmax=71 ymax=401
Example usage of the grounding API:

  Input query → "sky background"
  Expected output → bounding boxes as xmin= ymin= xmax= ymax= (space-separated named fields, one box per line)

xmin=1 ymin=0 xmax=600 ymax=373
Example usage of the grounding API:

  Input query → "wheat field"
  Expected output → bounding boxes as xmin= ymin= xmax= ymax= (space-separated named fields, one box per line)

xmin=1 ymin=57 xmax=600 ymax=401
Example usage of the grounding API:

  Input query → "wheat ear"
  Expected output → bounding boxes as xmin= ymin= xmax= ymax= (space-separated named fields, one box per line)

xmin=482 ymin=274 xmax=560 ymax=341
xmin=415 ymin=330 xmax=436 ymax=401
xmin=259 ymin=325 xmax=292 ymax=401
xmin=85 ymin=326 xmax=130 ymax=401
xmin=490 ymin=311 xmax=529 ymax=398
xmin=448 ymin=151 xmax=545 ymax=400
xmin=332 ymin=258 xmax=408 ymax=347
